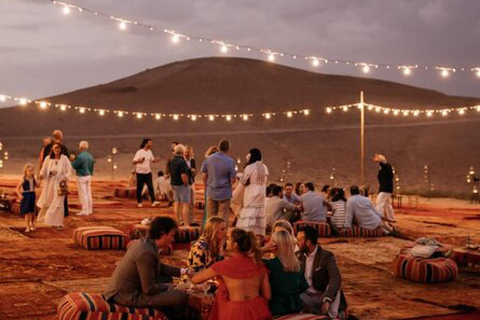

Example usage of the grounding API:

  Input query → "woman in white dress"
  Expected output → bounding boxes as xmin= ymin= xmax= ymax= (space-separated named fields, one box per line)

xmin=37 ymin=142 xmax=72 ymax=228
xmin=236 ymin=148 xmax=269 ymax=237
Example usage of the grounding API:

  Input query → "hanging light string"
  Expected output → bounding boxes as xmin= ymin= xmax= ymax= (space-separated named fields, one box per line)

xmin=36 ymin=0 xmax=480 ymax=79
xmin=326 ymin=103 xmax=480 ymax=117
xmin=0 ymin=92 xmax=321 ymax=121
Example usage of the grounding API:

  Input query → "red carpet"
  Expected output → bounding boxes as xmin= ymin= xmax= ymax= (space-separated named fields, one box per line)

xmin=402 ymin=310 xmax=480 ymax=320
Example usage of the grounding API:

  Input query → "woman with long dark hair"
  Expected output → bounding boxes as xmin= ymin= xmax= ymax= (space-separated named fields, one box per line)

xmin=132 ymin=138 xmax=160 ymax=208
xmin=192 ymin=228 xmax=272 ymax=320
xmin=330 ymin=188 xmax=347 ymax=232
xmin=235 ymin=148 xmax=269 ymax=237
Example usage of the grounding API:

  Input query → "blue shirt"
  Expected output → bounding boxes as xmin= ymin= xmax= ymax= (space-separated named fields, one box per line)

xmin=300 ymin=191 xmax=327 ymax=222
xmin=345 ymin=195 xmax=382 ymax=230
xmin=201 ymin=152 xmax=236 ymax=201
xmin=283 ymin=193 xmax=301 ymax=204
xmin=72 ymin=151 xmax=94 ymax=177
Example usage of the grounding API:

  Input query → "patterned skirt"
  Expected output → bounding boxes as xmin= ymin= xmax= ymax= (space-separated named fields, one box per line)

xmin=236 ymin=206 xmax=266 ymax=236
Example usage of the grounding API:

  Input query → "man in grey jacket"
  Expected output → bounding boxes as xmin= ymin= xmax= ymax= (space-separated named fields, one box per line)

xmin=104 ymin=217 xmax=190 ymax=319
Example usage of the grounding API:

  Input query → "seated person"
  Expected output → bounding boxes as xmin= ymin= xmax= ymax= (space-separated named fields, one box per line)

xmin=283 ymin=183 xmax=301 ymax=205
xmin=297 ymin=226 xmax=348 ymax=319
xmin=264 ymin=230 xmax=309 ymax=316
xmin=300 ymin=182 xmax=332 ymax=222
xmin=321 ymin=185 xmax=331 ymax=200
xmin=104 ymin=217 xmax=190 ymax=319
xmin=188 ymin=217 xmax=226 ymax=272
xmin=266 ymin=185 xmax=299 ymax=230
xmin=154 ymin=170 xmax=172 ymax=202
xmin=266 ymin=183 xmax=277 ymax=198
xmin=192 ymin=228 xmax=272 ymax=320
xmin=330 ymin=188 xmax=347 ymax=232
xmin=345 ymin=185 xmax=394 ymax=233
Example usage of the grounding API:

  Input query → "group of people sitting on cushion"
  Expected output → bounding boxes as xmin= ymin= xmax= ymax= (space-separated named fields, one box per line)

xmin=266 ymin=182 xmax=395 ymax=235
xmin=105 ymin=216 xmax=348 ymax=320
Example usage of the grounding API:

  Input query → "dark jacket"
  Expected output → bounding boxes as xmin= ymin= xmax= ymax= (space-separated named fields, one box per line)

xmin=378 ymin=162 xmax=394 ymax=193
xmin=104 ymin=239 xmax=181 ymax=306
xmin=299 ymin=247 xmax=348 ymax=311
xmin=42 ymin=141 xmax=68 ymax=162
xmin=187 ymin=158 xmax=196 ymax=185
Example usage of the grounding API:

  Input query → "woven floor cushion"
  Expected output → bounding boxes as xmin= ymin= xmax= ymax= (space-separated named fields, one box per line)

xmin=0 ymin=197 xmax=15 ymax=212
xmin=114 ymin=187 xmax=137 ymax=199
xmin=74 ymin=226 xmax=127 ymax=250
xmin=174 ymin=226 xmax=201 ymax=243
xmin=339 ymin=226 xmax=386 ymax=237
xmin=274 ymin=314 xmax=329 ymax=320
xmin=58 ymin=292 xmax=168 ymax=320
xmin=293 ymin=221 xmax=332 ymax=237
xmin=393 ymin=254 xmax=458 ymax=283
xmin=451 ymin=249 xmax=480 ymax=268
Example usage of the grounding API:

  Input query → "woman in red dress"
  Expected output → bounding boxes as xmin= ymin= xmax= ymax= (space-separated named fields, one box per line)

xmin=192 ymin=228 xmax=272 ymax=320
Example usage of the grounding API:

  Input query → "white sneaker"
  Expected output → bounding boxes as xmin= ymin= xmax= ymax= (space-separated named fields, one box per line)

xmin=152 ymin=201 xmax=161 ymax=207
xmin=137 ymin=203 xmax=144 ymax=208
xmin=76 ymin=212 xmax=88 ymax=216
xmin=25 ymin=228 xmax=30 ymax=233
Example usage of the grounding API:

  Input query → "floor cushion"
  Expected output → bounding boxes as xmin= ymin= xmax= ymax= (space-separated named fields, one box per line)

xmin=74 ymin=226 xmax=127 ymax=250
xmin=293 ymin=221 xmax=332 ymax=237
xmin=393 ymin=254 xmax=458 ymax=283
xmin=57 ymin=292 xmax=168 ymax=320
xmin=451 ymin=249 xmax=480 ymax=269
xmin=0 ymin=197 xmax=15 ymax=212
xmin=113 ymin=187 xmax=137 ymax=199
xmin=274 ymin=314 xmax=329 ymax=319
xmin=339 ymin=226 xmax=386 ymax=237
xmin=174 ymin=226 xmax=201 ymax=243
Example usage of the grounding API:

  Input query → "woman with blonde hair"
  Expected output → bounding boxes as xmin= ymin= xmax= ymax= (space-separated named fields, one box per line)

xmin=192 ymin=228 xmax=271 ymax=320
xmin=15 ymin=164 xmax=38 ymax=232
xmin=264 ymin=229 xmax=308 ymax=316
xmin=188 ymin=216 xmax=226 ymax=272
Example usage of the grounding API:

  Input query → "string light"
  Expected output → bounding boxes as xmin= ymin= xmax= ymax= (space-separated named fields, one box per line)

xmin=98 ymin=109 xmax=105 ymax=116
xmin=39 ymin=101 xmax=48 ymax=109
xmin=173 ymin=114 xmax=179 ymax=120
xmin=287 ymin=111 xmax=293 ymax=118
xmin=264 ymin=113 xmax=271 ymax=119
xmin=326 ymin=107 xmax=332 ymax=114
xmin=60 ymin=104 xmax=67 ymax=111
xmin=208 ymin=115 xmax=215 ymax=121
xmin=303 ymin=109 xmax=310 ymax=116
xmin=44 ymin=0 xmax=479 ymax=80
xmin=191 ymin=114 xmax=197 ymax=121
xmin=79 ymin=107 xmax=85 ymax=113
xmin=117 ymin=111 xmax=124 ymax=117
xmin=242 ymin=114 xmax=249 ymax=121
xmin=155 ymin=113 xmax=161 ymax=120
xmin=226 ymin=115 xmax=232 ymax=121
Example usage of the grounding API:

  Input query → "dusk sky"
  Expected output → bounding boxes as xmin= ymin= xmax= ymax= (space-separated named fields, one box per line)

xmin=1 ymin=0 xmax=479 ymax=106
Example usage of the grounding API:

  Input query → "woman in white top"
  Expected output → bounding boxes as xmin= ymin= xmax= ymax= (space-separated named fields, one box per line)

xmin=236 ymin=148 xmax=269 ymax=237
xmin=37 ymin=142 xmax=72 ymax=228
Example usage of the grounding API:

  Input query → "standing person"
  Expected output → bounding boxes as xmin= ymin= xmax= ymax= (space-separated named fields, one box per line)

xmin=104 ymin=217 xmax=192 ymax=320
xmin=283 ymin=183 xmax=301 ymax=205
xmin=38 ymin=136 xmax=53 ymax=179
xmin=201 ymin=146 xmax=219 ymax=229
xmin=192 ymin=228 xmax=272 ymax=320
xmin=16 ymin=164 xmax=38 ymax=232
xmin=169 ymin=144 xmax=191 ymax=226
xmin=41 ymin=130 xmax=69 ymax=217
xmin=71 ymin=141 xmax=94 ymax=216
xmin=37 ymin=142 xmax=72 ymax=229
xmin=236 ymin=148 xmax=269 ymax=237
xmin=184 ymin=145 xmax=197 ymax=224
xmin=373 ymin=153 xmax=396 ymax=222
xmin=264 ymin=230 xmax=309 ymax=316
xmin=297 ymin=226 xmax=348 ymax=319
xmin=132 ymin=138 xmax=161 ymax=208
xmin=201 ymin=139 xmax=236 ymax=225
xmin=300 ymin=183 xmax=332 ymax=222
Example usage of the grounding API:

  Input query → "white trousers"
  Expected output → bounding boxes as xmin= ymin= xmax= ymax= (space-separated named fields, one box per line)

xmin=77 ymin=175 xmax=93 ymax=214
xmin=376 ymin=192 xmax=395 ymax=221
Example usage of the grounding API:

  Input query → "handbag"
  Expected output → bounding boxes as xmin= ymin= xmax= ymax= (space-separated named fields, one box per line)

xmin=57 ymin=180 xmax=69 ymax=196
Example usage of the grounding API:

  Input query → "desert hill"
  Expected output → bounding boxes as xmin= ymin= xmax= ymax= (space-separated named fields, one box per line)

xmin=0 ymin=57 xmax=479 ymax=194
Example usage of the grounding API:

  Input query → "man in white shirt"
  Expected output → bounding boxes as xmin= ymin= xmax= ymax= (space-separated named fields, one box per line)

xmin=132 ymin=138 xmax=161 ymax=208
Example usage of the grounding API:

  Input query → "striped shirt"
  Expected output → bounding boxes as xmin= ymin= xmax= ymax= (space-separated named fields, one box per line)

xmin=330 ymin=200 xmax=347 ymax=230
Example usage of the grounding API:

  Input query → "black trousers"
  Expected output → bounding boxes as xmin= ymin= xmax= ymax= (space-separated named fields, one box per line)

xmin=136 ymin=173 xmax=155 ymax=203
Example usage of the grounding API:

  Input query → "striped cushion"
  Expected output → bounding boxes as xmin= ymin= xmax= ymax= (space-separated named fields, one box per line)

xmin=339 ymin=226 xmax=386 ymax=237
xmin=274 ymin=314 xmax=328 ymax=320
xmin=74 ymin=226 xmax=127 ymax=250
xmin=57 ymin=292 xmax=168 ymax=320
xmin=10 ymin=202 xmax=21 ymax=215
xmin=174 ymin=226 xmax=201 ymax=243
xmin=293 ymin=221 xmax=332 ymax=237
xmin=113 ymin=188 xmax=137 ymax=199
xmin=194 ymin=201 xmax=205 ymax=209
xmin=393 ymin=254 xmax=458 ymax=283
xmin=452 ymin=250 xmax=480 ymax=268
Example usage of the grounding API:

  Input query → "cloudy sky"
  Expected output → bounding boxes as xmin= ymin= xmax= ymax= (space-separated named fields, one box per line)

xmin=0 ymin=0 xmax=479 ymax=105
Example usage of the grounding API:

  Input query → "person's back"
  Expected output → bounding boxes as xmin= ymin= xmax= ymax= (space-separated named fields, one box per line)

xmin=331 ymin=199 xmax=347 ymax=230
xmin=301 ymin=191 xmax=327 ymax=222
xmin=223 ymin=273 xmax=263 ymax=301
xmin=204 ymin=152 xmax=235 ymax=199
xmin=345 ymin=195 xmax=382 ymax=230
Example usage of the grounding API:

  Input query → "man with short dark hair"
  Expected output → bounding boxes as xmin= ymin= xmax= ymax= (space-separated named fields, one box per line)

xmin=265 ymin=185 xmax=299 ymax=229
xmin=104 ymin=217 xmax=190 ymax=319
xmin=300 ymin=182 xmax=332 ymax=222
xmin=297 ymin=226 xmax=347 ymax=319
xmin=373 ymin=153 xmax=396 ymax=222
xmin=345 ymin=185 xmax=394 ymax=233
xmin=201 ymin=139 xmax=236 ymax=224
xmin=283 ymin=183 xmax=301 ymax=204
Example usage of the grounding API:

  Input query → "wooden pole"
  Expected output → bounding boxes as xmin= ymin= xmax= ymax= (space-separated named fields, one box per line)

xmin=360 ymin=91 xmax=365 ymax=185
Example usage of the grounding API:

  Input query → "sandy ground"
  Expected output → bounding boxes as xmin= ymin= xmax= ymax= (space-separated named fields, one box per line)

xmin=0 ymin=177 xmax=479 ymax=320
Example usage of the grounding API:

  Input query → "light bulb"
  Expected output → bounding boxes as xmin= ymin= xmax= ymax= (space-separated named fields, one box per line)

xmin=363 ymin=65 xmax=370 ymax=73
xmin=326 ymin=107 xmax=332 ymax=114
xmin=171 ymin=34 xmax=179 ymax=43
xmin=155 ymin=114 xmax=161 ymax=120
xmin=221 ymin=45 xmax=228 ymax=53
xmin=119 ymin=21 xmax=127 ymax=30
xmin=79 ymin=108 xmax=85 ymax=114
xmin=441 ymin=110 xmax=448 ymax=116
xmin=226 ymin=115 xmax=232 ymax=121
xmin=312 ymin=59 xmax=319 ymax=67
xmin=39 ymin=101 xmax=48 ymax=109
xmin=191 ymin=115 xmax=197 ymax=121
xmin=384 ymin=109 xmax=390 ymax=114
xmin=303 ymin=109 xmax=310 ymax=116
xmin=60 ymin=105 xmax=67 ymax=111
xmin=441 ymin=69 xmax=449 ymax=78
xmin=268 ymin=54 xmax=275 ymax=62
xmin=403 ymin=68 xmax=411 ymax=76
xmin=209 ymin=115 xmax=215 ymax=121
xmin=413 ymin=111 xmax=420 ymax=116
xmin=117 ymin=111 xmax=124 ymax=117
xmin=476 ymin=70 xmax=480 ymax=78
xmin=458 ymin=109 xmax=465 ymax=115
xmin=427 ymin=111 xmax=433 ymax=117
xmin=136 ymin=113 xmax=142 ymax=119
xmin=342 ymin=106 xmax=349 ymax=112
xmin=63 ymin=5 xmax=70 ymax=14
xmin=375 ymin=107 xmax=381 ymax=113
xmin=265 ymin=113 xmax=271 ymax=119
xmin=173 ymin=114 xmax=179 ymax=121
xmin=19 ymin=98 xmax=28 ymax=106
xmin=403 ymin=111 xmax=409 ymax=116
xmin=287 ymin=111 xmax=293 ymax=118
xmin=0 ymin=95 xmax=6 ymax=102
xmin=242 ymin=114 xmax=248 ymax=121
xmin=99 ymin=110 xmax=105 ymax=116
